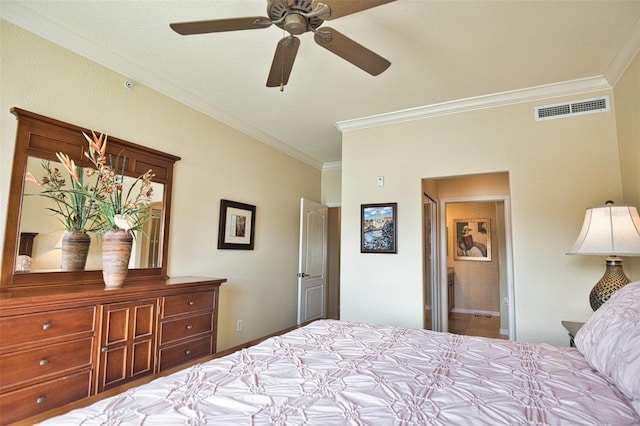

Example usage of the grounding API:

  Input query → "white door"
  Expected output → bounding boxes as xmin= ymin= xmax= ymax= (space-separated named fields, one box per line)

xmin=297 ymin=198 xmax=328 ymax=324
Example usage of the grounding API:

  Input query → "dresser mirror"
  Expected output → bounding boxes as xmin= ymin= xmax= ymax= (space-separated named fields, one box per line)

xmin=20 ymin=156 xmax=165 ymax=272
xmin=1 ymin=108 xmax=180 ymax=287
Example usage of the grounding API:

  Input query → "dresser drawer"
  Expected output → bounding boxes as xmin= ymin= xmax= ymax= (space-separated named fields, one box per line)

xmin=160 ymin=312 xmax=214 ymax=345
xmin=0 ymin=370 xmax=91 ymax=424
xmin=0 ymin=337 xmax=93 ymax=391
xmin=158 ymin=335 xmax=213 ymax=371
xmin=163 ymin=290 xmax=215 ymax=318
xmin=0 ymin=306 xmax=95 ymax=348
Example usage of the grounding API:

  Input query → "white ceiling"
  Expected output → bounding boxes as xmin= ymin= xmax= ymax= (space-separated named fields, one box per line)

xmin=2 ymin=0 xmax=639 ymax=168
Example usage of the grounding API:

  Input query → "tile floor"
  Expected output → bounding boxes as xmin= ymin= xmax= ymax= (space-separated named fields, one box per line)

xmin=448 ymin=312 xmax=508 ymax=340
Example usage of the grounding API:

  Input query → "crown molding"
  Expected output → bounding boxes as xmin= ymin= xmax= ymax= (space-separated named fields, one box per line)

xmin=605 ymin=15 xmax=640 ymax=86
xmin=335 ymin=76 xmax=612 ymax=133
xmin=336 ymin=18 xmax=640 ymax=134
xmin=322 ymin=162 xmax=342 ymax=171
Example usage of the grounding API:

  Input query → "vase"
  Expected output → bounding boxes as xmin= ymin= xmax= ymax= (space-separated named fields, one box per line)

xmin=101 ymin=229 xmax=133 ymax=288
xmin=61 ymin=230 xmax=91 ymax=271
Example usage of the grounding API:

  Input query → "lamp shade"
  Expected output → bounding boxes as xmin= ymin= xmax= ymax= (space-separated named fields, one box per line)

xmin=567 ymin=205 xmax=640 ymax=256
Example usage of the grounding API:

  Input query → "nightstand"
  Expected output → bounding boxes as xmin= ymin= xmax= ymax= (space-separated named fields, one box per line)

xmin=561 ymin=320 xmax=585 ymax=348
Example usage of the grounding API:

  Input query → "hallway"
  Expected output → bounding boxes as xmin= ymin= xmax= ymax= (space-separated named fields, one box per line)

xmin=448 ymin=312 xmax=508 ymax=340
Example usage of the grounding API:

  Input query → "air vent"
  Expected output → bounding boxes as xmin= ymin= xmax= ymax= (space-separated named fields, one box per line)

xmin=535 ymin=96 xmax=609 ymax=121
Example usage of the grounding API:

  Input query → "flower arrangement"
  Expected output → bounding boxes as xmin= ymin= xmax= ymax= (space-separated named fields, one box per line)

xmin=25 ymin=131 xmax=155 ymax=236
xmin=80 ymin=131 xmax=155 ymax=235
xmin=25 ymin=156 xmax=100 ymax=232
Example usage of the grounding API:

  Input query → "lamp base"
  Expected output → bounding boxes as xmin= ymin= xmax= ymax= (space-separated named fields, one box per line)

xmin=589 ymin=256 xmax=631 ymax=311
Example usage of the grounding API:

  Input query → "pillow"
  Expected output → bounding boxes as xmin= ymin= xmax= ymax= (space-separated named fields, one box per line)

xmin=575 ymin=280 xmax=640 ymax=410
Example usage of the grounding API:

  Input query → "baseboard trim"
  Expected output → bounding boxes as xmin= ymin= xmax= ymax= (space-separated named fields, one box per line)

xmin=451 ymin=308 xmax=501 ymax=317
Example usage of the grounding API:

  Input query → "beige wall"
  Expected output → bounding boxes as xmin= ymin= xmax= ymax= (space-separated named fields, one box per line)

xmin=615 ymin=52 xmax=640 ymax=209
xmin=436 ymin=172 xmax=511 ymax=200
xmin=340 ymin=90 xmax=625 ymax=345
xmin=321 ymin=165 xmax=342 ymax=206
xmin=614 ymin=51 xmax=640 ymax=279
xmin=0 ymin=21 xmax=321 ymax=350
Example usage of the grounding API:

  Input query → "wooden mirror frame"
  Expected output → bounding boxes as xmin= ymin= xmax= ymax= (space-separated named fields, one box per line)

xmin=1 ymin=108 xmax=180 ymax=287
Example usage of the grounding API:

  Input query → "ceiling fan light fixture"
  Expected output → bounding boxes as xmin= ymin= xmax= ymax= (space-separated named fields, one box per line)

xmin=283 ymin=14 xmax=308 ymax=35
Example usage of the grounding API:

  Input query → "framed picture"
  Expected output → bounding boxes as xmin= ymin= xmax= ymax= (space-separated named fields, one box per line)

xmin=453 ymin=218 xmax=491 ymax=261
xmin=361 ymin=203 xmax=397 ymax=253
xmin=217 ymin=199 xmax=256 ymax=250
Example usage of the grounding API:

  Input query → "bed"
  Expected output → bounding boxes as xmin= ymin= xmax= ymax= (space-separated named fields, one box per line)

xmin=36 ymin=281 xmax=640 ymax=425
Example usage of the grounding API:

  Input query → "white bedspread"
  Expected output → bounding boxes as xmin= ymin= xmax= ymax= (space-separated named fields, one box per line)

xmin=39 ymin=320 xmax=639 ymax=425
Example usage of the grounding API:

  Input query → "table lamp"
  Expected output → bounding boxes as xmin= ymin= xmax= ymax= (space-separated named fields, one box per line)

xmin=567 ymin=201 xmax=640 ymax=310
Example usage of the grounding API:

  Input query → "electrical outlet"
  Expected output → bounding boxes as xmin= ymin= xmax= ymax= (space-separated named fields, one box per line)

xmin=236 ymin=320 xmax=243 ymax=331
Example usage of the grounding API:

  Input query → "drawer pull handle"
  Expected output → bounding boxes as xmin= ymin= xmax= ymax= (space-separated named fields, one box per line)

xmin=101 ymin=347 xmax=109 ymax=352
xmin=42 ymin=323 xmax=52 ymax=330
xmin=36 ymin=396 xmax=46 ymax=404
xmin=185 ymin=350 xmax=192 ymax=355
xmin=39 ymin=359 xmax=49 ymax=366
xmin=188 ymin=301 xmax=195 ymax=306
xmin=186 ymin=325 xmax=193 ymax=330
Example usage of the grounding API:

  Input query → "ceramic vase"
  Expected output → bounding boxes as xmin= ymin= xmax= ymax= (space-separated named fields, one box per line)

xmin=60 ymin=230 xmax=91 ymax=271
xmin=101 ymin=229 xmax=133 ymax=288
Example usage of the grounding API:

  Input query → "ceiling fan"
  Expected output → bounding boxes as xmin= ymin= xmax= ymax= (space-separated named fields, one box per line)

xmin=170 ymin=0 xmax=396 ymax=89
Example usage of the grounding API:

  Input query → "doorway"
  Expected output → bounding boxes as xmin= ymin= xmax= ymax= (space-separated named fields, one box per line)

xmin=423 ymin=195 xmax=438 ymax=331
xmin=297 ymin=199 xmax=328 ymax=324
xmin=444 ymin=200 xmax=509 ymax=339
xmin=298 ymin=202 xmax=340 ymax=323
xmin=422 ymin=173 xmax=515 ymax=340
xmin=326 ymin=207 xmax=341 ymax=320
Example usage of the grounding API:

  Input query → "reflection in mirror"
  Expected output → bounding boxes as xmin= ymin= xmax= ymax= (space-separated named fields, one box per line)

xmin=19 ymin=156 xmax=164 ymax=273
xmin=2 ymin=108 xmax=180 ymax=288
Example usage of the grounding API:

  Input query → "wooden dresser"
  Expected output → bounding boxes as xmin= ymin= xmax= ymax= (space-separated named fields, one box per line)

xmin=0 ymin=276 xmax=225 ymax=424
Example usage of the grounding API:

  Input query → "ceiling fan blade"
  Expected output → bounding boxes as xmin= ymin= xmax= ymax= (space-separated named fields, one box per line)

xmin=170 ymin=17 xmax=271 ymax=35
xmin=318 ymin=0 xmax=396 ymax=20
xmin=314 ymin=27 xmax=390 ymax=76
xmin=267 ymin=36 xmax=301 ymax=88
